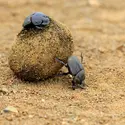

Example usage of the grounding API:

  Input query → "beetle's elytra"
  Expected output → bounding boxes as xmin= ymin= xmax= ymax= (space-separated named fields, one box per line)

xmin=23 ymin=12 xmax=50 ymax=29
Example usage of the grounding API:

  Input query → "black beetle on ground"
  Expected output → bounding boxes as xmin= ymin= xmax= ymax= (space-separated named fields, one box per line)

xmin=55 ymin=54 xmax=85 ymax=90
xmin=23 ymin=12 xmax=50 ymax=29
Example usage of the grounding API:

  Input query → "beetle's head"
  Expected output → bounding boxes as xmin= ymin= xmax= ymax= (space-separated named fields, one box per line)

xmin=73 ymin=70 xmax=85 ymax=89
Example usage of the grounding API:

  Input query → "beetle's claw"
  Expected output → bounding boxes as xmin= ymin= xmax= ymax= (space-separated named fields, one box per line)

xmin=72 ymin=86 xmax=76 ymax=90
xmin=68 ymin=85 xmax=76 ymax=90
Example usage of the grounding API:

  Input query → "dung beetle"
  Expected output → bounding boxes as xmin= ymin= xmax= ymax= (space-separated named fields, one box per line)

xmin=55 ymin=54 xmax=85 ymax=90
xmin=23 ymin=12 xmax=50 ymax=29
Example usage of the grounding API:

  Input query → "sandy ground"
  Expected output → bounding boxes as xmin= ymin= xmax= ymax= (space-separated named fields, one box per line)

xmin=1 ymin=0 xmax=125 ymax=125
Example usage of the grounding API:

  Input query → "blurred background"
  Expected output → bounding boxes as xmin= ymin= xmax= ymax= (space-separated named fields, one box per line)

xmin=1 ymin=0 xmax=125 ymax=125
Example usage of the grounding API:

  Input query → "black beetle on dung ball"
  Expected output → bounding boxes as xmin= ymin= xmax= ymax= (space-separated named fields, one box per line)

xmin=9 ymin=12 xmax=74 ymax=81
xmin=56 ymin=54 xmax=85 ymax=90
xmin=23 ymin=12 xmax=50 ymax=29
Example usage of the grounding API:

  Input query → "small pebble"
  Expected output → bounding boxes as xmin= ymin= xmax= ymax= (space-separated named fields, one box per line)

xmin=3 ymin=106 xmax=18 ymax=113
xmin=28 ymin=115 xmax=34 ymax=118
xmin=6 ymin=116 xmax=13 ymax=121
xmin=88 ymin=0 xmax=101 ymax=7
xmin=41 ymin=99 xmax=45 ymax=102
xmin=98 ymin=47 xmax=106 ymax=53
xmin=0 ymin=88 xmax=9 ymax=95
xmin=69 ymin=74 xmax=73 ymax=78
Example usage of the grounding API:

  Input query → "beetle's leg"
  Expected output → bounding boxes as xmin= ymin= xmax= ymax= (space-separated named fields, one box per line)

xmin=55 ymin=57 xmax=67 ymax=66
xmin=55 ymin=72 xmax=69 ymax=77
xmin=72 ymin=81 xmax=76 ymax=90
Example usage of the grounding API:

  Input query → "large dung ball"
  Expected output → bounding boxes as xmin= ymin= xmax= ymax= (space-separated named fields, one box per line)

xmin=9 ymin=18 xmax=74 ymax=81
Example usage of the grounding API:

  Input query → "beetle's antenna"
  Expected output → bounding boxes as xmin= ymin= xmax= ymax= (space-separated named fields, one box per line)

xmin=81 ymin=53 xmax=83 ymax=63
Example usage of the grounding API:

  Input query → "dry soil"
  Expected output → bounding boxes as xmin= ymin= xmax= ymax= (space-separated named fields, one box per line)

xmin=1 ymin=0 xmax=125 ymax=125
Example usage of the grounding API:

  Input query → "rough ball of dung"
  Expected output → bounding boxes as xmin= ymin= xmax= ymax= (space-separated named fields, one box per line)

xmin=8 ymin=18 xmax=74 ymax=81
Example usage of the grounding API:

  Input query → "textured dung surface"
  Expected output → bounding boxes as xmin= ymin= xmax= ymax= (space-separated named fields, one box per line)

xmin=8 ymin=19 xmax=73 ymax=81
xmin=1 ymin=0 xmax=125 ymax=125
